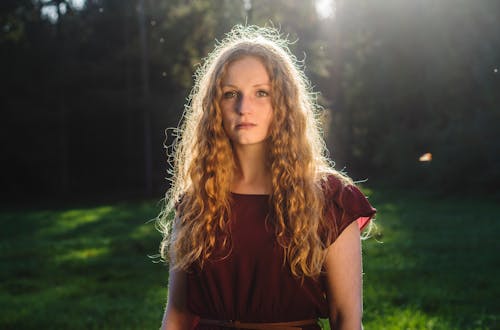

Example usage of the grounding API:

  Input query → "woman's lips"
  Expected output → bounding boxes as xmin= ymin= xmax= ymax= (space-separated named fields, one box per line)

xmin=236 ymin=123 xmax=256 ymax=129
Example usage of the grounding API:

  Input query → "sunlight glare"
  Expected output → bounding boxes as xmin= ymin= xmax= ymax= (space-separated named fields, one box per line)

xmin=41 ymin=0 xmax=86 ymax=23
xmin=41 ymin=5 xmax=58 ymax=23
xmin=70 ymin=0 xmax=85 ymax=10
xmin=315 ymin=0 xmax=335 ymax=19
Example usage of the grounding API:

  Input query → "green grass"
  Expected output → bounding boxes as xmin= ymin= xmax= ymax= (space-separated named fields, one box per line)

xmin=0 ymin=201 xmax=167 ymax=329
xmin=0 ymin=189 xmax=498 ymax=329
xmin=361 ymin=188 xmax=499 ymax=329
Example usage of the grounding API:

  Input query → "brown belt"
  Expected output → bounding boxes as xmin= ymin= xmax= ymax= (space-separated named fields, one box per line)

xmin=198 ymin=318 xmax=318 ymax=330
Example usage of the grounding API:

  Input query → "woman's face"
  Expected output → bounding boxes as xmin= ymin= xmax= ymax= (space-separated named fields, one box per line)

xmin=219 ymin=56 xmax=273 ymax=148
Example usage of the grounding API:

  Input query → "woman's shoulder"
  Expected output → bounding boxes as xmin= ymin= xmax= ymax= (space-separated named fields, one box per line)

xmin=319 ymin=171 xmax=352 ymax=199
xmin=319 ymin=171 xmax=376 ymax=232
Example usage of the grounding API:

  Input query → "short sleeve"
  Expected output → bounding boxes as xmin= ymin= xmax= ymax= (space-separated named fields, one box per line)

xmin=323 ymin=175 xmax=376 ymax=243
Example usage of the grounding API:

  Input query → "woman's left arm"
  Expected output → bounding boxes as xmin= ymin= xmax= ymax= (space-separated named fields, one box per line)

xmin=324 ymin=221 xmax=364 ymax=330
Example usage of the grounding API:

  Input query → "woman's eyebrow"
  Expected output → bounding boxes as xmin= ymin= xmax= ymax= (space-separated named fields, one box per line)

xmin=221 ymin=82 xmax=271 ymax=88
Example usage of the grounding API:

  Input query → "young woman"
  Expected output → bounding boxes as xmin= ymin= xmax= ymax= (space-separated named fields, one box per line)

xmin=158 ymin=25 xmax=376 ymax=330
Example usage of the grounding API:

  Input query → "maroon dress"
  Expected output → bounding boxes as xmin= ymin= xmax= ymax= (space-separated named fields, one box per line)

xmin=185 ymin=175 xmax=376 ymax=329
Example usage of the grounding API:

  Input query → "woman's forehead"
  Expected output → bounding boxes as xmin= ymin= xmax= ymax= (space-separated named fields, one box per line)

xmin=221 ymin=56 xmax=270 ymax=87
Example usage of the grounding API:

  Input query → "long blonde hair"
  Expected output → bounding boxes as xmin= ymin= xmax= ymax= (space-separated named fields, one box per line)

xmin=158 ymin=25 xmax=351 ymax=277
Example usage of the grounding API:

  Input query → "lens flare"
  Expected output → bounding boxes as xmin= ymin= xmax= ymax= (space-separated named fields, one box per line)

xmin=419 ymin=153 xmax=432 ymax=162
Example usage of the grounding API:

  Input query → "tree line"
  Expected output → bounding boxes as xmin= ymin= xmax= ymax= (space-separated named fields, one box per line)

xmin=1 ymin=0 xmax=498 ymax=202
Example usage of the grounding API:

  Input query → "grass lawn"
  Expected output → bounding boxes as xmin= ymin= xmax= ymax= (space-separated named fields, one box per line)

xmin=0 ymin=201 xmax=167 ymax=329
xmin=0 ymin=189 xmax=498 ymax=329
xmin=361 ymin=188 xmax=498 ymax=330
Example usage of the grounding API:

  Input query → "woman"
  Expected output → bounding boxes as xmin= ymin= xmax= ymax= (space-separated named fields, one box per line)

xmin=158 ymin=25 xmax=376 ymax=330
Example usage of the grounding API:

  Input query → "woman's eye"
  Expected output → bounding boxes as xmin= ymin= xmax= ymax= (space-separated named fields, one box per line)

xmin=256 ymin=90 xmax=269 ymax=97
xmin=223 ymin=91 xmax=238 ymax=99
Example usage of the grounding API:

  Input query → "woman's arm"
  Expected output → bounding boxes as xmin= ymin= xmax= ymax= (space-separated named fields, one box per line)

xmin=324 ymin=221 xmax=364 ymax=330
xmin=160 ymin=265 xmax=195 ymax=330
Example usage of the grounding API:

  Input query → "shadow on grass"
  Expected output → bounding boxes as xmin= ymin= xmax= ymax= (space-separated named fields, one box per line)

xmin=362 ymin=189 xmax=498 ymax=330
xmin=0 ymin=200 xmax=169 ymax=329
xmin=1 ymin=190 xmax=498 ymax=329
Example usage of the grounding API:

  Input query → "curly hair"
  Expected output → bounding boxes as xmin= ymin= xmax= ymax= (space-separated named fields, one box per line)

xmin=158 ymin=25 xmax=353 ymax=277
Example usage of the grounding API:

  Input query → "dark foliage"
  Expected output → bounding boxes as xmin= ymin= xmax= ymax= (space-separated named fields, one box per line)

xmin=1 ymin=0 xmax=498 ymax=202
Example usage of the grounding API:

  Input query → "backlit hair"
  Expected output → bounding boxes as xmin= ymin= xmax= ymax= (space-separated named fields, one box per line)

xmin=158 ymin=25 xmax=352 ymax=277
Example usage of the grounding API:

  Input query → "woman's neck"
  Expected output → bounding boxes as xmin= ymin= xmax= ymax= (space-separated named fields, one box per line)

xmin=232 ymin=144 xmax=272 ymax=194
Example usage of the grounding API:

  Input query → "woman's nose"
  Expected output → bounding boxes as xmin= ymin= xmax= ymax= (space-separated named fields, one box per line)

xmin=236 ymin=95 xmax=252 ymax=115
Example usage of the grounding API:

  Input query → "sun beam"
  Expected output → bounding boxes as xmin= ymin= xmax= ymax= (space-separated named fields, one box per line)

xmin=315 ymin=0 xmax=336 ymax=19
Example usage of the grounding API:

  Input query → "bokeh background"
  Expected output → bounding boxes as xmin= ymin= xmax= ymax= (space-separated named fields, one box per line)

xmin=1 ymin=0 xmax=499 ymax=329
xmin=3 ymin=0 xmax=499 ymax=201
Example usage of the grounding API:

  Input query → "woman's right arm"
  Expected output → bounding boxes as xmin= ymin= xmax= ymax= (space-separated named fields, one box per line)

xmin=161 ymin=265 xmax=196 ymax=330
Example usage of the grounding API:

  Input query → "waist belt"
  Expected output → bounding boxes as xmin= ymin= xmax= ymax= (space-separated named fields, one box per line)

xmin=198 ymin=318 xmax=318 ymax=330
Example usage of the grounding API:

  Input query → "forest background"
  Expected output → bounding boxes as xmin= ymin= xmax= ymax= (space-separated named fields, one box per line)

xmin=2 ymin=0 xmax=499 ymax=203
xmin=1 ymin=1 xmax=500 ymax=329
